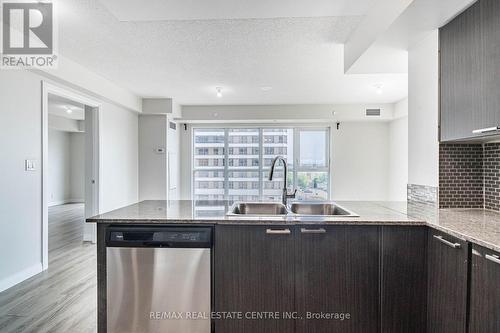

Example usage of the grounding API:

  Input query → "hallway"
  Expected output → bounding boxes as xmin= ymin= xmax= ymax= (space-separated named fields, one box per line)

xmin=0 ymin=204 xmax=97 ymax=332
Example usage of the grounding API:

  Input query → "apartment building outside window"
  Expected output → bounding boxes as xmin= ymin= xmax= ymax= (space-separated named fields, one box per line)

xmin=192 ymin=127 xmax=330 ymax=203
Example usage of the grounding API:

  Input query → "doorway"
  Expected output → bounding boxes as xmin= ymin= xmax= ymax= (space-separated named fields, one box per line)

xmin=42 ymin=82 xmax=100 ymax=270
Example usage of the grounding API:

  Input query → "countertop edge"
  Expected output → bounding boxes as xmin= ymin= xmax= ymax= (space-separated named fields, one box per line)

xmin=86 ymin=218 xmax=500 ymax=253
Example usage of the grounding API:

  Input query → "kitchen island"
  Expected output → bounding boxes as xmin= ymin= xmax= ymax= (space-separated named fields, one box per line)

xmin=88 ymin=200 xmax=500 ymax=333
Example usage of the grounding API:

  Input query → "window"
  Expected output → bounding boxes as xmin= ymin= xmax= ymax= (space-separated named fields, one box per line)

xmin=192 ymin=127 xmax=329 ymax=202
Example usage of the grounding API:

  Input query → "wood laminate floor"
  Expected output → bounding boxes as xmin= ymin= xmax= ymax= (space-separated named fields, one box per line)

xmin=0 ymin=203 xmax=97 ymax=333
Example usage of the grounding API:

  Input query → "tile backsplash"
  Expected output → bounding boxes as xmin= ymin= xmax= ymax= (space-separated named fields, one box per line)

xmin=439 ymin=144 xmax=484 ymax=209
xmin=439 ymin=142 xmax=500 ymax=211
xmin=407 ymin=183 xmax=438 ymax=216
xmin=408 ymin=184 xmax=438 ymax=206
xmin=484 ymin=143 xmax=500 ymax=211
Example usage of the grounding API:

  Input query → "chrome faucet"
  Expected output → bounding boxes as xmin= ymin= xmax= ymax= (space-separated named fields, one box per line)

xmin=268 ymin=156 xmax=297 ymax=206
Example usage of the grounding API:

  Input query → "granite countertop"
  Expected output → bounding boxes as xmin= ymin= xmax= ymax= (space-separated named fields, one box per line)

xmin=87 ymin=200 xmax=500 ymax=252
xmin=374 ymin=201 xmax=500 ymax=252
xmin=86 ymin=200 xmax=424 ymax=225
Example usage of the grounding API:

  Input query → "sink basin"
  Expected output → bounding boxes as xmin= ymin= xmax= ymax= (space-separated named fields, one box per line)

xmin=289 ymin=202 xmax=359 ymax=217
xmin=229 ymin=202 xmax=288 ymax=215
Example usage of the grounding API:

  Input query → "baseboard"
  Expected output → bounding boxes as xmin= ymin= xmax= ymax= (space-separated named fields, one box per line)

xmin=48 ymin=199 xmax=84 ymax=207
xmin=49 ymin=199 xmax=68 ymax=207
xmin=0 ymin=262 xmax=43 ymax=293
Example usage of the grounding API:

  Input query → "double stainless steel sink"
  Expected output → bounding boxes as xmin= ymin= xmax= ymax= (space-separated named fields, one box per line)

xmin=227 ymin=202 xmax=359 ymax=217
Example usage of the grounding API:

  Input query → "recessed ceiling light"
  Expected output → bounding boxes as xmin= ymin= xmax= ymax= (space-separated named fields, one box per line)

xmin=215 ymin=87 xmax=223 ymax=98
xmin=373 ymin=83 xmax=383 ymax=95
xmin=260 ymin=86 xmax=273 ymax=91
xmin=65 ymin=107 xmax=73 ymax=114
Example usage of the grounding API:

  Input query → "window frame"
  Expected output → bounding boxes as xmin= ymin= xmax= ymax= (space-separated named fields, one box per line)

xmin=192 ymin=125 xmax=331 ymax=201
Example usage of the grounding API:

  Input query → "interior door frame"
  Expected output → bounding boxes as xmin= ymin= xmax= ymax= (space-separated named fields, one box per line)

xmin=41 ymin=81 xmax=101 ymax=270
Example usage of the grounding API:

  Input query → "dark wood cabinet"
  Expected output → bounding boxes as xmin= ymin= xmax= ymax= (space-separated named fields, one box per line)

xmin=440 ymin=1 xmax=482 ymax=141
xmin=479 ymin=0 xmax=500 ymax=132
xmin=469 ymin=245 xmax=500 ymax=333
xmin=214 ymin=224 xmax=499 ymax=333
xmin=440 ymin=0 xmax=500 ymax=141
xmin=214 ymin=225 xmax=381 ymax=333
xmin=295 ymin=226 xmax=380 ymax=333
xmin=213 ymin=225 xmax=296 ymax=333
xmin=381 ymin=227 xmax=427 ymax=333
xmin=426 ymin=229 xmax=469 ymax=333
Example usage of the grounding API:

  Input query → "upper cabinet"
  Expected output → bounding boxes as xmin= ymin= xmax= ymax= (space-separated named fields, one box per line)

xmin=479 ymin=0 xmax=500 ymax=134
xmin=440 ymin=0 xmax=500 ymax=142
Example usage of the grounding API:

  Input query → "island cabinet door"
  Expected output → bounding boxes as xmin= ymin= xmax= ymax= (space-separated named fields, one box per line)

xmin=427 ymin=229 xmax=469 ymax=333
xmin=213 ymin=225 xmax=296 ymax=333
xmin=469 ymin=245 xmax=500 ymax=333
xmin=380 ymin=226 xmax=428 ymax=333
xmin=295 ymin=226 xmax=380 ymax=333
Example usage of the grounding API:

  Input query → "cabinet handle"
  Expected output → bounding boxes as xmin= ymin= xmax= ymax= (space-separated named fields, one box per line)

xmin=266 ymin=228 xmax=291 ymax=235
xmin=433 ymin=235 xmax=461 ymax=249
xmin=472 ymin=126 xmax=500 ymax=134
xmin=300 ymin=228 xmax=326 ymax=234
xmin=485 ymin=254 xmax=500 ymax=265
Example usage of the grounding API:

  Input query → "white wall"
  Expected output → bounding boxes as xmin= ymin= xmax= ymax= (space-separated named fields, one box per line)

xmin=37 ymin=55 xmax=142 ymax=112
xmin=138 ymin=115 xmax=167 ymax=200
xmin=0 ymin=70 xmax=139 ymax=292
xmin=167 ymin=117 xmax=181 ymax=200
xmin=48 ymin=114 xmax=83 ymax=132
xmin=48 ymin=130 xmax=85 ymax=206
xmin=179 ymin=121 xmax=394 ymax=201
xmin=180 ymin=125 xmax=192 ymax=200
xmin=331 ymin=122 xmax=390 ymax=201
xmin=100 ymin=102 xmax=139 ymax=213
xmin=0 ymin=70 xmax=44 ymax=292
xmin=388 ymin=98 xmax=409 ymax=201
xmin=181 ymin=104 xmax=396 ymax=123
xmin=48 ymin=130 xmax=72 ymax=205
xmin=70 ymin=133 xmax=85 ymax=202
xmin=408 ymin=31 xmax=440 ymax=187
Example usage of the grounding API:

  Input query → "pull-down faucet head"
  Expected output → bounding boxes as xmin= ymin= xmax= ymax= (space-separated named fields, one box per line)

xmin=268 ymin=156 xmax=296 ymax=205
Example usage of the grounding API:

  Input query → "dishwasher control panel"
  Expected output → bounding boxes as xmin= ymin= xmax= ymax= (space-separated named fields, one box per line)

xmin=106 ymin=226 xmax=212 ymax=248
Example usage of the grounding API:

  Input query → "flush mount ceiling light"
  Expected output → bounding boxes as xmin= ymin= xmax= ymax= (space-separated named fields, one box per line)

xmin=260 ymin=86 xmax=273 ymax=92
xmin=65 ymin=106 xmax=73 ymax=114
xmin=215 ymin=87 xmax=223 ymax=98
xmin=373 ymin=83 xmax=383 ymax=95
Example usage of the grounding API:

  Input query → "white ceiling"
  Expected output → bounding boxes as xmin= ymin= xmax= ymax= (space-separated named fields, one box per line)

xmin=48 ymin=94 xmax=85 ymax=120
xmin=99 ymin=0 xmax=377 ymax=21
xmin=55 ymin=0 xmax=409 ymax=105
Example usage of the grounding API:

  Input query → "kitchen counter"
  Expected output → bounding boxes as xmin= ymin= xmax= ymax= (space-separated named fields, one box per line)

xmin=86 ymin=200 xmax=423 ymax=224
xmin=87 ymin=200 xmax=500 ymax=252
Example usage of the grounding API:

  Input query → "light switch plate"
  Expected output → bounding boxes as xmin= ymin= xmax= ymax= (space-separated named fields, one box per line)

xmin=25 ymin=159 xmax=36 ymax=171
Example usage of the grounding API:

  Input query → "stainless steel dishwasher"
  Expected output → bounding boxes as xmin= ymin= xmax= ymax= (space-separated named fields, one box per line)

xmin=106 ymin=226 xmax=212 ymax=333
